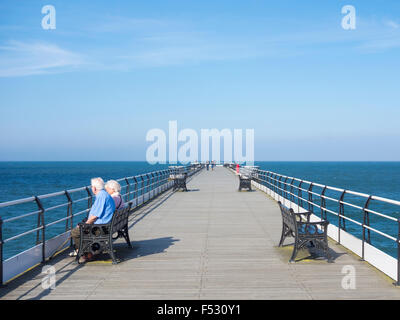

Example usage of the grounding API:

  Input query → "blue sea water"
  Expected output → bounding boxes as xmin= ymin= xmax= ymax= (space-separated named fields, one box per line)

xmin=0 ymin=161 xmax=400 ymax=260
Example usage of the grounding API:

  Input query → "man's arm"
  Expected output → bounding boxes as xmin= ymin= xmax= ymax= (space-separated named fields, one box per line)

xmin=85 ymin=215 xmax=98 ymax=224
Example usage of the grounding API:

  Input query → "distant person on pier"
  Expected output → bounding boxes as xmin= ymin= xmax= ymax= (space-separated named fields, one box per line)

xmin=206 ymin=161 xmax=210 ymax=171
xmin=105 ymin=179 xmax=125 ymax=209
xmin=211 ymin=161 xmax=215 ymax=170
xmin=70 ymin=177 xmax=116 ymax=262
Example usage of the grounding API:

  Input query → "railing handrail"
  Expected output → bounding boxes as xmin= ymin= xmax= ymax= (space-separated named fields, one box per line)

xmin=236 ymin=165 xmax=400 ymax=284
xmin=0 ymin=163 xmax=201 ymax=226
xmin=257 ymin=169 xmax=400 ymax=206
xmin=0 ymin=163 xmax=204 ymax=285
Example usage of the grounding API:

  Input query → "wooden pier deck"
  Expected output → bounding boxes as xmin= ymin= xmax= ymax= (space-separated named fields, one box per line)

xmin=2 ymin=167 xmax=400 ymax=300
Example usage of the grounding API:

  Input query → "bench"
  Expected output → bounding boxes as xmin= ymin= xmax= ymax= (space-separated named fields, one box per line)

xmin=172 ymin=173 xmax=188 ymax=191
xmin=238 ymin=175 xmax=252 ymax=191
xmin=277 ymin=201 xmax=332 ymax=263
xmin=77 ymin=203 xmax=132 ymax=264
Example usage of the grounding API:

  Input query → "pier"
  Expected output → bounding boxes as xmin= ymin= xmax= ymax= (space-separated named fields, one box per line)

xmin=1 ymin=166 xmax=400 ymax=300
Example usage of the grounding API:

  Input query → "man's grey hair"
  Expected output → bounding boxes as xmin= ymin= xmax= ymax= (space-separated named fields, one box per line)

xmin=91 ymin=177 xmax=105 ymax=190
xmin=105 ymin=179 xmax=121 ymax=194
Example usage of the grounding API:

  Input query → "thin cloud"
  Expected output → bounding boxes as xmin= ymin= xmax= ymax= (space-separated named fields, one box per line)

xmin=1 ymin=16 xmax=400 ymax=77
xmin=0 ymin=41 xmax=85 ymax=77
xmin=385 ymin=20 xmax=399 ymax=29
xmin=86 ymin=16 xmax=170 ymax=33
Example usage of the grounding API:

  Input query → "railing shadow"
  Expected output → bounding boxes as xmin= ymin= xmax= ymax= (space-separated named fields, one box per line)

xmin=0 ymin=168 xmax=205 ymax=300
xmin=0 ymin=186 xmax=181 ymax=300
xmin=0 ymin=236 xmax=180 ymax=300
xmin=128 ymin=189 xmax=175 ymax=228
xmin=127 ymin=168 xmax=204 ymax=227
xmin=0 ymin=250 xmax=84 ymax=300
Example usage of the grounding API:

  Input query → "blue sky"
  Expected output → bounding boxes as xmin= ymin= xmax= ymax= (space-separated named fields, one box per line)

xmin=0 ymin=0 xmax=399 ymax=161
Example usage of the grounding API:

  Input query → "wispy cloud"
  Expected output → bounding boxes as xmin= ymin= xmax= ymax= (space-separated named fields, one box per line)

xmin=0 ymin=41 xmax=85 ymax=77
xmin=87 ymin=16 xmax=169 ymax=33
xmin=384 ymin=19 xmax=399 ymax=29
xmin=1 ymin=15 xmax=400 ymax=77
xmin=114 ymin=31 xmax=270 ymax=68
xmin=98 ymin=16 xmax=400 ymax=69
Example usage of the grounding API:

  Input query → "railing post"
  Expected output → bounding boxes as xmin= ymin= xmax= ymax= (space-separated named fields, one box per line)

xmin=154 ymin=172 xmax=160 ymax=193
xmin=34 ymin=197 xmax=46 ymax=263
xmin=298 ymin=181 xmax=303 ymax=213
xmin=140 ymin=175 xmax=145 ymax=199
xmin=289 ymin=178 xmax=295 ymax=205
xmin=85 ymin=187 xmax=93 ymax=217
xmin=339 ymin=190 xmax=346 ymax=229
xmin=320 ymin=186 xmax=327 ymax=220
xmin=168 ymin=169 xmax=172 ymax=190
xmin=150 ymin=173 xmax=155 ymax=198
xmin=308 ymin=183 xmax=314 ymax=213
xmin=338 ymin=190 xmax=346 ymax=244
xmin=158 ymin=171 xmax=162 ymax=190
xmin=283 ymin=177 xmax=288 ymax=201
xmin=146 ymin=174 xmax=151 ymax=201
xmin=361 ymin=196 xmax=372 ymax=261
xmin=271 ymin=174 xmax=275 ymax=195
xmin=64 ymin=191 xmax=73 ymax=247
xmin=162 ymin=171 xmax=167 ymax=190
xmin=125 ymin=178 xmax=130 ymax=203
xmin=133 ymin=177 xmax=138 ymax=207
xmin=269 ymin=173 xmax=273 ymax=193
xmin=396 ymin=219 xmax=400 ymax=286
xmin=278 ymin=176 xmax=283 ymax=199
xmin=0 ymin=217 xmax=4 ymax=286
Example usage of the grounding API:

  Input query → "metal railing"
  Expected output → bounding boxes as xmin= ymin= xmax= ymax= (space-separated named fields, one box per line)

xmin=0 ymin=163 xmax=204 ymax=285
xmin=237 ymin=166 xmax=400 ymax=284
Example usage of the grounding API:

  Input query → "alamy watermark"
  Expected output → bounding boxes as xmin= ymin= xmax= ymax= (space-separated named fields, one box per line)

xmin=41 ymin=5 xmax=56 ymax=30
xmin=341 ymin=5 xmax=356 ymax=30
xmin=41 ymin=265 xmax=56 ymax=290
xmin=146 ymin=121 xmax=254 ymax=165
xmin=341 ymin=265 xmax=356 ymax=290
xmin=40 ymin=5 xmax=355 ymax=32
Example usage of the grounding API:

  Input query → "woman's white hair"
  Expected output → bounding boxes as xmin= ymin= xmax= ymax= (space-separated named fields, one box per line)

xmin=105 ymin=179 xmax=122 ymax=194
xmin=91 ymin=177 xmax=105 ymax=190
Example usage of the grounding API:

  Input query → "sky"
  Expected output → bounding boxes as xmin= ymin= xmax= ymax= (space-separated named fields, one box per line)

xmin=0 ymin=0 xmax=399 ymax=161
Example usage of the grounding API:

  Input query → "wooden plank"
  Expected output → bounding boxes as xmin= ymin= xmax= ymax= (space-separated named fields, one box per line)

xmin=1 ymin=167 xmax=400 ymax=300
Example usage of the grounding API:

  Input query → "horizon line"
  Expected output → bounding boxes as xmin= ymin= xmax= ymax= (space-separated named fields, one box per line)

xmin=0 ymin=160 xmax=400 ymax=163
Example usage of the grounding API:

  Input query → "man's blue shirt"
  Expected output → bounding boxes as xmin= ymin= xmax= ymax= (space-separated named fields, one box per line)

xmin=88 ymin=189 xmax=115 ymax=224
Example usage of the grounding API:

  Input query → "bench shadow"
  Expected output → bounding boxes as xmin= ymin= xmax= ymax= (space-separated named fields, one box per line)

xmin=128 ymin=189 xmax=175 ymax=228
xmin=276 ymin=242 xmax=345 ymax=263
xmin=112 ymin=237 xmax=180 ymax=261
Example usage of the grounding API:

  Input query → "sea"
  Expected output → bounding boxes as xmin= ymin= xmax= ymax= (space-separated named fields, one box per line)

xmin=1 ymin=161 xmax=400 ymax=260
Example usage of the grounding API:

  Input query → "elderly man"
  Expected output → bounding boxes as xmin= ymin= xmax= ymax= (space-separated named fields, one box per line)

xmin=70 ymin=177 xmax=116 ymax=263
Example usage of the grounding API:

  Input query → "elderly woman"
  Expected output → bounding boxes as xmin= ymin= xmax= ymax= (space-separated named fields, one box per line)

xmin=105 ymin=179 xmax=125 ymax=209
